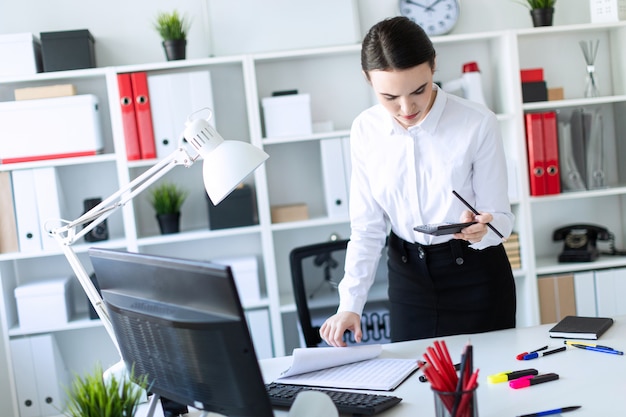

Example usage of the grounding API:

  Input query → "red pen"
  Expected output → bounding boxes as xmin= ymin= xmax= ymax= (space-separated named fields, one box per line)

xmin=509 ymin=373 xmax=559 ymax=389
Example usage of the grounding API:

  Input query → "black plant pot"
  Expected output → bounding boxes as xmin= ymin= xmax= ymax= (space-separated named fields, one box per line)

xmin=156 ymin=212 xmax=181 ymax=234
xmin=162 ymin=39 xmax=187 ymax=61
xmin=530 ymin=8 xmax=554 ymax=27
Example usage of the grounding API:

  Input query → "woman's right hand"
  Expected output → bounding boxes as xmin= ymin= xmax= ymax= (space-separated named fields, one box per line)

xmin=319 ymin=311 xmax=362 ymax=347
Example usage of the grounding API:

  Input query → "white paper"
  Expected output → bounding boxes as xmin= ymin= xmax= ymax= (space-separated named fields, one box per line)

xmin=280 ymin=344 xmax=382 ymax=378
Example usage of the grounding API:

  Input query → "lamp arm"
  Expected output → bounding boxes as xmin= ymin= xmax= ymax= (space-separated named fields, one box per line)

xmin=50 ymin=146 xmax=197 ymax=245
xmin=48 ymin=144 xmax=198 ymax=355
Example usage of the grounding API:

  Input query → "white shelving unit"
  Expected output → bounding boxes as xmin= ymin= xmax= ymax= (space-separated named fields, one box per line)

xmin=0 ymin=20 xmax=625 ymax=417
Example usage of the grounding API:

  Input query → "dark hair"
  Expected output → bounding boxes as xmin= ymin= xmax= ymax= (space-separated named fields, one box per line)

xmin=361 ymin=16 xmax=436 ymax=79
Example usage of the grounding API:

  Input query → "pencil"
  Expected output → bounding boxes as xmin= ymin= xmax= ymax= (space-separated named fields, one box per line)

xmin=452 ymin=190 xmax=506 ymax=241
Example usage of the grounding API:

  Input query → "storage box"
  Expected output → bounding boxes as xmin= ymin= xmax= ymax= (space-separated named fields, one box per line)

xmin=14 ymin=277 xmax=72 ymax=331
xmin=0 ymin=94 xmax=104 ymax=164
xmin=40 ymin=29 xmax=96 ymax=72
xmin=590 ymin=0 xmax=626 ymax=23
xmin=0 ymin=33 xmax=43 ymax=76
xmin=521 ymin=81 xmax=548 ymax=103
xmin=271 ymin=203 xmax=309 ymax=223
xmin=262 ymin=94 xmax=312 ymax=138
xmin=14 ymin=84 xmax=76 ymax=101
xmin=207 ymin=184 xmax=256 ymax=229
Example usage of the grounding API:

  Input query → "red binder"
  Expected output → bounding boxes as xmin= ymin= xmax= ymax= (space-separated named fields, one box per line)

xmin=117 ymin=73 xmax=141 ymax=161
xmin=525 ymin=112 xmax=546 ymax=196
xmin=541 ymin=111 xmax=561 ymax=195
xmin=130 ymin=72 xmax=157 ymax=160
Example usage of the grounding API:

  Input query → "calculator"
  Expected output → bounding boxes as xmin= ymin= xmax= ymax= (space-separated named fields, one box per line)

xmin=413 ymin=221 xmax=477 ymax=236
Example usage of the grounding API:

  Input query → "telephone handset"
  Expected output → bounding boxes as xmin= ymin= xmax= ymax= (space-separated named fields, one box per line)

xmin=553 ymin=224 xmax=610 ymax=262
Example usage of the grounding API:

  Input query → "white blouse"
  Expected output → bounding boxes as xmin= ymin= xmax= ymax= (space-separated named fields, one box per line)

xmin=337 ymin=84 xmax=515 ymax=315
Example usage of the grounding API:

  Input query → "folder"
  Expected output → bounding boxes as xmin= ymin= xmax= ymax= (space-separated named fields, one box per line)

xmin=594 ymin=268 xmax=626 ymax=316
xmin=32 ymin=167 xmax=65 ymax=252
xmin=117 ymin=73 xmax=141 ymax=161
xmin=130 ymin=71 xmax=157 ymax=160
xmin=11 ymin=169 xmax=42 ymax=253
xmin=524 ymin=112 xmax=546 ymax=196
xmin=147 ymin=70 xmax=215 ymax=159
xmin=320 ymin=137 xmax=349 ymax=218
xmin=245 ymin=309 xmax=274 ymax=359
xmin=570 ymin=109 xmax=591 ymax=189
xmin=541 ymin=111 xmax=561 ymax=195
xmin=573 ymin=270 xmax=596 ymax=317
xmin=10 ymin=335 xmax=69 ymax=417
xmin=0 ymin=172 xmax=19 ymax=253
xmin=557 ymin=119 xmax=586 ymax=191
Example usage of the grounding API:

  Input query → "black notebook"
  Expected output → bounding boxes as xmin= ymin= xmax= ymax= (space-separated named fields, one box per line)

xmin=549 ymin=315 xmax=614 ymax=340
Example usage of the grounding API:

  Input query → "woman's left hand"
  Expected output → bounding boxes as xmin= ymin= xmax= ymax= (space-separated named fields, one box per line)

xmin=453 ymin=210 xmax=491 ymax=243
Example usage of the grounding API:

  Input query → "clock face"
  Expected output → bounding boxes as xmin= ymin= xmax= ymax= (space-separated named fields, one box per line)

xmin=399 ymin=0 xmax=460 ymax=36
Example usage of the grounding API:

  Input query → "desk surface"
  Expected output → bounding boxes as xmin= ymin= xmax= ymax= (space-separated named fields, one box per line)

xmin=260 ymin=316 xmax=626 ymax=417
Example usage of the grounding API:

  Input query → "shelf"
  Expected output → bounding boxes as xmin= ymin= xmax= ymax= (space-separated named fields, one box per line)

xmin=523 ymin=95 xmax=626 ymax=111
xmin=8 ymin=313 xmax=105 ymax=337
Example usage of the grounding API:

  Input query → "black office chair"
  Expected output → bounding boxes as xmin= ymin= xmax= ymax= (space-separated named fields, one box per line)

xmin=289 ymin=239 xmax=390 ymax=348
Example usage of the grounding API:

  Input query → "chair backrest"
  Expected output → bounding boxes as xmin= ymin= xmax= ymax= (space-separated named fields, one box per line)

xmin=289 ymin=239 xmax=390 ymax=348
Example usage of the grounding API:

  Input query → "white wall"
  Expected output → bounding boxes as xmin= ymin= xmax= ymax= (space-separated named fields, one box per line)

xmin=0 ymin=0 xmax=591 ymax=67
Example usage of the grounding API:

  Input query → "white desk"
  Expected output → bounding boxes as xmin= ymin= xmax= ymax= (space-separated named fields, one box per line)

xmin=260 ymin=316 xmax=626 ymax=417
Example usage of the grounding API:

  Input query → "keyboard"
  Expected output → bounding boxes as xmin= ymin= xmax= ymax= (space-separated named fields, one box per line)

xmin=265 ymin=382 xmax=402 ymax=415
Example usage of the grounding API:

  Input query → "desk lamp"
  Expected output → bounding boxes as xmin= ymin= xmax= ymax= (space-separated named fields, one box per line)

xmin=49 ymin=108 xmax=269 ymax=354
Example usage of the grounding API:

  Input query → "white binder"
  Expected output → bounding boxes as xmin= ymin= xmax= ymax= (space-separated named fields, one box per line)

xmin=594 ymin=268 xmax=626 ymax=316
xmin=573 ymin=270 xmax=597 ymax=317
xmin=33 ymin=167 xmax=66 ymax=252
xmin=148 ymin=70 xmax=215 ymax=159
xmin=11 ymin=169 xmax=42 ymax=253
xmin=10 ymin=334 xmax=69 ymax=417
xmin=320 ymin=137 xmax=350 ymax=218
xmin=245 ymin=309 xmax=274 ymax=359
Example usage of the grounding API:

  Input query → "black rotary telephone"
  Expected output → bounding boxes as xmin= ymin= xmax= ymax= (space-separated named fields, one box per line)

xmin=553 ymin=224 xmax=612 ymax=262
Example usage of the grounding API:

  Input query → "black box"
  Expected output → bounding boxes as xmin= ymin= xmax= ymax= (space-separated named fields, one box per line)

xmin=207 ymin=185 xmax=256 ymax=230
xmin=521 ymin=81 xmax=548 ymax=103
xmin=40 ymin=29 xmax=95 ymax=72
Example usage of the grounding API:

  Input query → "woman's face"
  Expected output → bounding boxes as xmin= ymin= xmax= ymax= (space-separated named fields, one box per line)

xmin=367 ymin=62 xmax=436 ymax=129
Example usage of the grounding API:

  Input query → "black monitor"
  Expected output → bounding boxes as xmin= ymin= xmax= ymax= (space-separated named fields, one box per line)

xmin=88 ymin=247 xmax=274 ymax=417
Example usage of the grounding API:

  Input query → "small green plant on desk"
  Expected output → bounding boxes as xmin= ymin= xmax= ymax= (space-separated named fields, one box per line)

xmin=63 ymin=362 xmax=149 ymax=417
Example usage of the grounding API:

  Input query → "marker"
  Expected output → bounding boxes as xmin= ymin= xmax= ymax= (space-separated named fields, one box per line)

xmin=522 ymin=346 xmax=566 ymax=360
xmin=516 ymin=345 xmax=549 ymax=360
xmin=452 ymin=190 xmax=505 ymax=240
xmin=517 ymin=405 xmax=581 ymax=417
xmin=571 ymin=344 xmax=624 ymax=355
xmin=509 ymin=373 xmax=559 ymax=389
xmin=564 ymin=340 xmax=616 ymax=350
xmin=487 ymin=368 xmax=538 ymax=383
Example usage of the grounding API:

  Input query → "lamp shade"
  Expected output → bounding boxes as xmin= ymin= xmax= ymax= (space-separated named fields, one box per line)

xmin=184 ymin=115 xmax=269 ymax=205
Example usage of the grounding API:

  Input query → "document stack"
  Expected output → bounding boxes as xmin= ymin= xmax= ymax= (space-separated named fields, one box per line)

xmin=504 ymin=233 xmax=521 ymax=269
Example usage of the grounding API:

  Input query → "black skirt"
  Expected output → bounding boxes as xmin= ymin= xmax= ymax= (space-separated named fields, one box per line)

xmin=387 ymin=231 xmax=516 ymax=342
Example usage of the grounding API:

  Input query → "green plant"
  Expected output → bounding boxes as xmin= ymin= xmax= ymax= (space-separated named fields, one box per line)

xmin=516 ymin=0 xmax=556 ymax=9
xmin=148 ymin=181 xmax=188 ymax=215
xmin=63 ymin=363 xmax=149 ymax=417
xmin=153 ymin=10 xmax=191 ymax=41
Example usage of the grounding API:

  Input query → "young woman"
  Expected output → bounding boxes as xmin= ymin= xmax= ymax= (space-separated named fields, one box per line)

xmin=319 ymin=16 xmax=516 ymax=346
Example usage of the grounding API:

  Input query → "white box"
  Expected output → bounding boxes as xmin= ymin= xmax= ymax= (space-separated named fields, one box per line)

xmin=211 ymin=256 xmax=261 ymax=304
xmin=590 ymin=0 xmax=626 ymax=22
xmin=0 ymin=33 xmax=43 ymax=76
xmin=0 ymin=94 xmax=103 ymax=164
xmin=262 ymin=94 xmax=312 ymax=138
xmin=14 ymin=277 xmax=72 ymax=331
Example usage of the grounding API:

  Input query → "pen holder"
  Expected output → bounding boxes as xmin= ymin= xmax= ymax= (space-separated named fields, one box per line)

xmin=432 ymin=385 xmax=478 ymax=417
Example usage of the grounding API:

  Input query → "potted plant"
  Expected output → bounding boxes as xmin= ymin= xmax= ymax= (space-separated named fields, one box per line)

xmin=63 ymin=363 xmax=149 ymax=417
xmin=148 ymin=181 xmax=188 ymax=234
xmin=153 ymin=9 xmax=191 ymax=60
xmin=517 ymin=0 xmax=557 ymax=27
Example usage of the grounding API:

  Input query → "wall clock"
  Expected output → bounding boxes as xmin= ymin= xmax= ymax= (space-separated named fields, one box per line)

xmin=398 ymin=0 xmax=460 ymax=36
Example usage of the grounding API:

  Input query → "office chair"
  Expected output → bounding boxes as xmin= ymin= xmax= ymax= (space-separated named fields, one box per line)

xmin=289 ymin=239 xmax=391 ymax=348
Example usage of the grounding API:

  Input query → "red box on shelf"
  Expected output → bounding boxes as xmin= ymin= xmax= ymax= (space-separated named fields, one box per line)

xmin=521 ymin=68 xmax=544 ymax=83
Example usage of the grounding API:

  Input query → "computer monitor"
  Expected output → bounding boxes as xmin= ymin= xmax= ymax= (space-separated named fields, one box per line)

xmin=88 ymin=247 xmax=274 ymax=417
